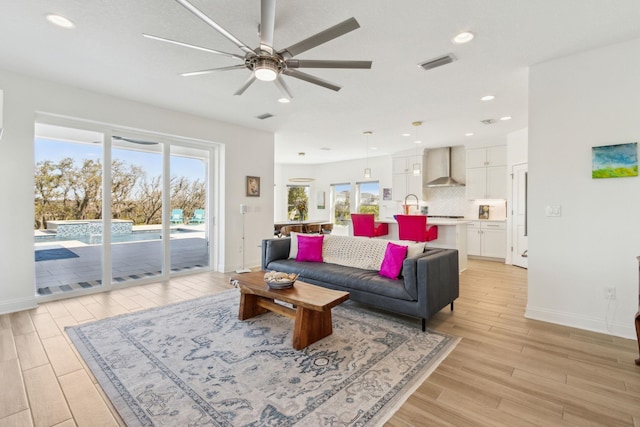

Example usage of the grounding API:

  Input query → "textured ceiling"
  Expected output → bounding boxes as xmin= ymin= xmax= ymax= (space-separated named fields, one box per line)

xmin=1 ymin=1 xmax=639 ymax=164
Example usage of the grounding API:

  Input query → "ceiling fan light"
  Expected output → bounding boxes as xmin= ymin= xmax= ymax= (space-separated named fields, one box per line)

xmin=254 ymin=58 xmax=278 ymax=81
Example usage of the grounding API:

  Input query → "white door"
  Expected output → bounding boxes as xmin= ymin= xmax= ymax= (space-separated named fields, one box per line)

xmin=512 ymin=163 xmax=528 ymax=268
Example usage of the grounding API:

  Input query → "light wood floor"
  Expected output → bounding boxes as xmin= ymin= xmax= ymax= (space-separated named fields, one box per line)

xmin=1 ymin=260 xmax=639 ymax=426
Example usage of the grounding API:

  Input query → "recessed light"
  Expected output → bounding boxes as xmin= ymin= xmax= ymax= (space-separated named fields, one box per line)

xmin=45 ymin=13 xmax=75 ymax=29
xmin=500 ymin=116 xmax=512 ymax=121
xmin=320 ymin=147 xmax=331 ymax=151
xmin=370 ymin=147 xmax=378 ymax=150
xmin=453 ymin=31 xmax=474 ymax=44
xmin=414 ymin=140 xmax=422 ymax=144
xmin=402 ymin=133 xmax=411 ymax=137
xmin=278 ymin=97 xmax=290 ymax=104
xmin=465 ymin=132 xmax=474 ymax=137
xmin=481 ymin=95 xmax=495 ymax=101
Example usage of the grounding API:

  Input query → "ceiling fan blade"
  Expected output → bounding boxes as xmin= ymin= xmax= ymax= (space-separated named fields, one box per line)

xmin=174 ymin=0 xmax=254 ymax=55
xmin=180 ymin=65 xmax=247 ymax=77
xmin=274 ymin=76 xmax=293 ymax=100
xmin=113 ymin=135 xmax=159 ymax=146
xmin=234 ymin=74 xmax=257 ymax=95
xmin=282 ymin=69 xmax=341 ymax=92
xmin=285 ymin=59 xmax=372 ymax=69
xmin=278 ymin=17 xmax=360 ymax=59
xmin=143 ymin=34 xmax=244 ymax=60
xmin=259 ymin=0 xmax=276 ymax=53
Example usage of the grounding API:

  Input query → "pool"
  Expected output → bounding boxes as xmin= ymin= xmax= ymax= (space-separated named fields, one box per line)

xmin=34 ymin=228 xmax=199 ymax=245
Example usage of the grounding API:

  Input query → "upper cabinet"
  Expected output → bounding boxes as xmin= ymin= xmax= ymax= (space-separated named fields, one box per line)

xmin=466 ymin=146 xmax=507 ymax=199
xmin=392 ymin=154 xmax=422 ymax=201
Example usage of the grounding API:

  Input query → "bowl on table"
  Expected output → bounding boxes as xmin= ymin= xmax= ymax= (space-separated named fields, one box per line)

xmin=264 ymin=271 xmax=298 ymax=289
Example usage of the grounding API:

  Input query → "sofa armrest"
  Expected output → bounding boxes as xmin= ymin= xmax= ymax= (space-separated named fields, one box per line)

xmin=261 ymin=238 xmax=291 ymax=270
xmin=415 ymin=249 xmax=459 ymax=318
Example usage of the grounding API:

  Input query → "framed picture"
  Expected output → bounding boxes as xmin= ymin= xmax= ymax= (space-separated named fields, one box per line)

xmin=592 ymin=142 xmax=638 ymax=179
xmin=246 ymin=176 xmax=260 ymax=197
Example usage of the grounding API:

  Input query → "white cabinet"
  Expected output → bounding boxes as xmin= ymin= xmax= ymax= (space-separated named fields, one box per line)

xmin=466 ymin=146 xmax=507 ymax=199
xmin=467 ymin=221 xmax=506 ymax=259
xmin=392 ymin=155 xmax=422 ymax=200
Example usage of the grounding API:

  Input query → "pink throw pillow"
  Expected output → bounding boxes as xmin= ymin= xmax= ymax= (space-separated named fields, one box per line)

xmin=296 ymin=234 xmax=324 ymax=262
xmin=379 ymin=242 xmax=408 ymax=280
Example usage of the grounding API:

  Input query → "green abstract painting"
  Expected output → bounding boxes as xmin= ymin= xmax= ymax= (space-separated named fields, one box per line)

xmin=592 ymin=142 xmax=638 ymax=179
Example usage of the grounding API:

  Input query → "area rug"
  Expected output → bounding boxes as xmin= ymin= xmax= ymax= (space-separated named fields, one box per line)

xmin=67 ymin=289 xmax=458 ymax=426
xmin=35 ymin=247 xmax=79 ymax=262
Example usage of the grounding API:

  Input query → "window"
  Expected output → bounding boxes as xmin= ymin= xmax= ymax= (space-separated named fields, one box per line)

xmin=330 ymin=183 xmax=350 ymax=225
xmin=287 ymin=185 xmax=309 ymax=221
xmin=356 ymin=181 xmax=380 ymax=219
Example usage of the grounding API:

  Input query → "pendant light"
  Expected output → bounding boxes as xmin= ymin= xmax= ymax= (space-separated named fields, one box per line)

xmin=412 ymin=121 xmax=422 ymax=175
xmin=363 ymin=131 xmax=372 ymax=178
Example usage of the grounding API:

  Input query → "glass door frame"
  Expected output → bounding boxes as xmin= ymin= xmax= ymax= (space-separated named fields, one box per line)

xmin=34 ymin=114 xmax=220 ymax=299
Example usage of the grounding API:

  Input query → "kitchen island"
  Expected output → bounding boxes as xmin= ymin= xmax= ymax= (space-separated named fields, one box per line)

xmin=376 ymin=217 xmax=469 ymax=273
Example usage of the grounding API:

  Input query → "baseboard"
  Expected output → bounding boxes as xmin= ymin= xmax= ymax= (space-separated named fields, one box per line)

xmin=0 ymin=295 xmax=38 ymax=315
xmin=525 ymin=305 xmax=635 ymax=340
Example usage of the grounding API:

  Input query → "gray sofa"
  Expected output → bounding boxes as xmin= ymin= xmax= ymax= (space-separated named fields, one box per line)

xmin=261 ymin=236 xmax=459 ymax=330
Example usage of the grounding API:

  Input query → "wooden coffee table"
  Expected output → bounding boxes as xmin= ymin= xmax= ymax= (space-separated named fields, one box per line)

xmin=232 ymin=271 xmax=350 ymax=350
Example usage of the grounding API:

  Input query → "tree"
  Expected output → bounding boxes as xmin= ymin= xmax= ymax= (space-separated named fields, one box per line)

xmin=34 ymin=156 xmax=206 ymax=228
xmin=111 ymin=160 xmax=143 ymax=220
xmin=137 ymin=175 xmax=162 ymax=224
xmin=71 ymin=159 xmax=102 ymax=220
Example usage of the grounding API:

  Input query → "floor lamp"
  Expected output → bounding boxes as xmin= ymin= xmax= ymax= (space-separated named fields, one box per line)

xmin=235 ymin=204 xmax=251 ymax=273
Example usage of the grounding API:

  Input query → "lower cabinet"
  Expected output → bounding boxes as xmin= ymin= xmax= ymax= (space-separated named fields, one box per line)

xmin=467 ymin=221 xmax=506 ymax=259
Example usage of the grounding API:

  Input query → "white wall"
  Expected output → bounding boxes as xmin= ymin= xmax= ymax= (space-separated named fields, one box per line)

xmin=0 ymin=69 xmax=274 ymax=314
xmin=527 ymin=38 xmax=640 ymax=339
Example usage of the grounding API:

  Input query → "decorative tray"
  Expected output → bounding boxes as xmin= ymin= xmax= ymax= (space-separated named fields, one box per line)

xmin=264 ymin=271 xmax=298 ymax=289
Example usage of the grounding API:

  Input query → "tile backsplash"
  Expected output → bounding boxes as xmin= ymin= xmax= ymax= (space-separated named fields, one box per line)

xmin=380 ymin=186 xmax=507 ymax=220
xmin=424 ymin=187 xmax=507 ymax=220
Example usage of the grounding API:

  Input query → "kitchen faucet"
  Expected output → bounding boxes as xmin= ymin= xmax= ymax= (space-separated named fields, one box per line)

xmin=403 ymin=193 xmax=419 ymax=214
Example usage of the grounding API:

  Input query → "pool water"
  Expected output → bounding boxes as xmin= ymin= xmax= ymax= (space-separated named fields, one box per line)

xmin=34 ymin=229 xmax=198 ymax=245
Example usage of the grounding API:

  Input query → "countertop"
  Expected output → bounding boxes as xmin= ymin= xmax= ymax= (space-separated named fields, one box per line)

xmin=378 ymin=218 xmax=506 ymax=226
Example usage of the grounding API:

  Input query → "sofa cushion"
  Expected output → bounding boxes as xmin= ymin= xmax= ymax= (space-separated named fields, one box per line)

xmin=265 ymin=258 xmax=415 ymax=301
xmin=296 ymin=234 xmax=324 ymax=262
xmin=379 ymin=242 xmax=408 ymax=280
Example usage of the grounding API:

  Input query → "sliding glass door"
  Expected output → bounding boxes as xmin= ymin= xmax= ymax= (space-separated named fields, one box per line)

xmin=34 ymin=120 xmax=215 ymax=298
xmin=170 ymin=146 xmax=209 ymax=272
xmin=110 ymin=135 xmax=164 ymax=283
xmin=34 ymin=123 xmax=105 ymax=295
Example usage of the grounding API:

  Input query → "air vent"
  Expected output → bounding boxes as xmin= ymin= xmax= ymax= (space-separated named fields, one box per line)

xmin=418 ymin=54 xmax=456 ymax=71
xmin=256 ymin=113 xmax=274 ymax=120
xmin=481 ymin=119 xmax=496 ymax=125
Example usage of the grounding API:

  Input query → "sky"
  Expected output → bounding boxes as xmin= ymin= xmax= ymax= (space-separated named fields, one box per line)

xmin=35 ymin=138 xmax=206 ymax=182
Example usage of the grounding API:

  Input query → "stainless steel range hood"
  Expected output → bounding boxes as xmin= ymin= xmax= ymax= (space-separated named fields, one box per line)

xmin=426 ymin=147 xmax=465 ymax=187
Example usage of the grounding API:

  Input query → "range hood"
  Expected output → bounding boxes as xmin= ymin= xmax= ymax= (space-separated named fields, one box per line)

xmin=426 ymin=147 xmax=465 ymax=187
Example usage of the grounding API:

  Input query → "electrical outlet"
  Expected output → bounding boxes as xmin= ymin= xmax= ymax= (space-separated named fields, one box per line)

xmin=604 ymin=287 xmax=616 ymax=300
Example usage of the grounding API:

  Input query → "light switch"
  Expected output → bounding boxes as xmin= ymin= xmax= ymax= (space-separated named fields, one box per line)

xmin=545 ymin=205 xmax=562 ymax=217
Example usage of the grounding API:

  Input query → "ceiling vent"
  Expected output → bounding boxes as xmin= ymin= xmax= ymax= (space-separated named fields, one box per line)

xmin=481 ymin=119 xmax=496 ymax=125
xmin=418 ymin=54 xmax=456 ymax=71
xmin=256 ymin=113 xmax=274 ymax=120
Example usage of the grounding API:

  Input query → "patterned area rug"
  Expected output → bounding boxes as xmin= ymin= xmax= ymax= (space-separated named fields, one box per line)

xmin=67 ymin=289 xmax=458 ymax=426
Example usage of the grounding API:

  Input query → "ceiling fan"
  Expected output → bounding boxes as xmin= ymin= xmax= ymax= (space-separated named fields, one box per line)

xmin=143 ymin=0 xmax=372 ymax=99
